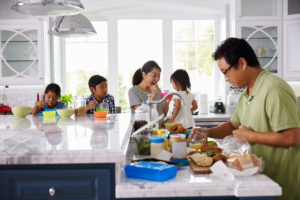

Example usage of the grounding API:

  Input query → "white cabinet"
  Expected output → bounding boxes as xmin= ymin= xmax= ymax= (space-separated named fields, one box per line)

xmin=237 ymin=0 xmax=282 ymax=20
xmin=237 ymin=22 xmax=282 ymax=75
xmin=284 ymin=0 xmax=300 ymax=19
xmin=0 ymin=19 xmax=45 ymax=85
xmin=283 ymin=19 xmax=300 ymax=80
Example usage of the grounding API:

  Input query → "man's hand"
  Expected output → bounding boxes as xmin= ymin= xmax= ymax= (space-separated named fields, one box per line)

xmin=35 ymin=101 xmax=46 ymax=109
xmin=188 ymin=128 xmax=209 ymax=143
xmin=232 ymin=125 xmax=253 ymax=142
xmin=87 ymin=101 xmax=97 ymax=110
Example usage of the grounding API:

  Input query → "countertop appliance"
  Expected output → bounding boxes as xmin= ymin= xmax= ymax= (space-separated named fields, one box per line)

xmin=214 ymin=101 xmax=225 ymax=114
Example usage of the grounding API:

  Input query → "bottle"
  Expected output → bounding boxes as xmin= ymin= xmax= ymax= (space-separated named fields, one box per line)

xmin=150 ymin=137 xmax=164 ymax=158
xmin=150 ymin=104 xmax=159 ymax=129
xmin=169 ymin=134 xmax=186 ymax=158
xmin=135 ymin=101 xmax=149 ymax=122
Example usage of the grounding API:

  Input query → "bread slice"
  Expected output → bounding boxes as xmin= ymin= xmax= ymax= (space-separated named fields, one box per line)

xmin=190 ymin=153 xmax=213 ymax=167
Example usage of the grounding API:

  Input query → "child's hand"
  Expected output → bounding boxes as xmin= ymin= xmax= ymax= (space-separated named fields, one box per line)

xmin=35 ymin=101 xmax=46 ymax=109
xmin=165 ymin=118 xmax=174 ymax=123
xmin=87 ymin=101 xmax=97 ymax=110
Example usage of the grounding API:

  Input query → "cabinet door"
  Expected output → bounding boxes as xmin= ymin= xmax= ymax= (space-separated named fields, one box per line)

xmin=0 ymin=164 xmax=115 ymax=200
xmin=0 ymin=19 xmax=44 ymax=85
xmin=237 ymin=0 xmax=282 ymax=20
xmin=283 ymin=19 xmax=300 ymax=81
xmin=237 ymin=22 xmax=282 ymax=76
xmin=284 ymin=0 xmax=300 ymax=19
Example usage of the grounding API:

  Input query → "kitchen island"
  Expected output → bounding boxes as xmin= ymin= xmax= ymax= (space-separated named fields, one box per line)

xmin=0 ymin=114 xmax=281 ymax=200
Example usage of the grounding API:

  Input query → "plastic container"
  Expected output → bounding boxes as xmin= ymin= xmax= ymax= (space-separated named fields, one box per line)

xmin=125 ymin=161 xmax=177 ymax=182
xmin=150 ymin=137 xmax=164 ymax=158
xmin=169 ymin=134 xmax=186 ymax=159
xmin=150 ymin=104 xmax=159 ymax=129
xmin=94 ymin=111 xmax=108 ymax=118
xmin=135 ymin=102 xmax=149 ymax=122
xmin=42 ymin=111 xmax=56 ymax=118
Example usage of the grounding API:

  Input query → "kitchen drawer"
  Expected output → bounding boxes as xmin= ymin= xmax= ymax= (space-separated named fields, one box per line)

xmin=0 ymin=163 xmax=115 ymax=200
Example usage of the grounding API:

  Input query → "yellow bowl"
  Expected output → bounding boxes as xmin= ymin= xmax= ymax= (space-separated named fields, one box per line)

xmin=42 ymin=111 xmax=56 ymax=118
xmin=12 ymin=106 xmax=31 ymax=118
xmin=57 ymin=109 xmax=75 ymax=118
xmin=164 ymin=122 xmax=181 ymax=130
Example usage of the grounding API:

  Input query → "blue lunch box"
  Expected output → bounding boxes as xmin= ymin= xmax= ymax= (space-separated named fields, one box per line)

xmin=125 ymin=161 xmax=177 ymax=182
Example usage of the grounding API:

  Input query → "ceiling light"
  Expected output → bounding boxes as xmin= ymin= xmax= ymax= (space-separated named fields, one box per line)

xmin=11 ymin=0 xmax=84 ymax=16
xmin=48 ymin=14 xmax=97 ymax=37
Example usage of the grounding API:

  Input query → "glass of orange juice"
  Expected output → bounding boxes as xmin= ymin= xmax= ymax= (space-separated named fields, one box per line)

xmin=189 ymin=133 xmax=204 ymax=150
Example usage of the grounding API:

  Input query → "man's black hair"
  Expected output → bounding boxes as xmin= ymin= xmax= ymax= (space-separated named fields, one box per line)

xmin=214 ymin=37 xmax=260 ymax=68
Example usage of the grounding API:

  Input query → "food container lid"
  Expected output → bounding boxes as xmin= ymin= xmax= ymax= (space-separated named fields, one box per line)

xmin=157 ymin=129 xmax=166 ymax=134
xmin=150 ymin=137 xmax=164 ymax=143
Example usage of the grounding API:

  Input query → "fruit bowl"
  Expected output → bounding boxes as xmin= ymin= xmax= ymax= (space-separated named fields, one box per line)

xmin=12 ymin=106 xmax=31 ymax=118
xmin=57 ymin=109 xmax=75 ymax=118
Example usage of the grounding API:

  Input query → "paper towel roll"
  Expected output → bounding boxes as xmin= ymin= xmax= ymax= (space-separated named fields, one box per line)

xmin=199 ymin=94 xmax=208 ymax=114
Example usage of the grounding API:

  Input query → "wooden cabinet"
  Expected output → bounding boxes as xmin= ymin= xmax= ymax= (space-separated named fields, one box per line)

xmin=0 ymin=163 xmax=115 ymax=200
xmin=0 ymin=19 xmax=45 ymax=85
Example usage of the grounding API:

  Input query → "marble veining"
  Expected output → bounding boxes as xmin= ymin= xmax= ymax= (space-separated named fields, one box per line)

xmin=0 ymin=114 xmax=133 ymax=164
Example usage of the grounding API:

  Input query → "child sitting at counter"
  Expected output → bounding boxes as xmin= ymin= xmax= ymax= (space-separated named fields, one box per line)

xmin=165 ymin=69 xmax=198 ymax=128
xmin=32 ymin=83 xmax=66 ymax=115
xmin=86 ymin=75 xmax=116 ymax=114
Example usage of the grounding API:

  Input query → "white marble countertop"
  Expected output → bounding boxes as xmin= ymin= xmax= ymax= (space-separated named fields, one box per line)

xmin=0 ymin=114 xmax=133 ymax=165
xmin=116 ymin=166 xmax=282 ymax=198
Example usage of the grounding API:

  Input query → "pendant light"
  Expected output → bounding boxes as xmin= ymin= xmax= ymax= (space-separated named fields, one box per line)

xmin=11 ymin=0 xmax=84 ymax=16
xmin=48 ymin=14 xmax=97 ymax=37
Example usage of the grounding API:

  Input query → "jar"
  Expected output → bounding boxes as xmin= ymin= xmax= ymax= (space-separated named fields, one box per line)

xmin=169 ymin=134 xmax=186 ymax=158
xmin=74 ymin=96 xmax=86 ymax=117
xmin=150 ymin=137 xmax=164 ymax=158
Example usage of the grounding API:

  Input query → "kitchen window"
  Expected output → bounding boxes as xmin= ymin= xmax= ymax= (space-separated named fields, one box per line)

xmin=65 ymin=21 xmax=108 ymax=97
xmin=172 ymin=20 xmax=215 ymax=101
xmin=118 ymin=20 xmax=163 ymax=112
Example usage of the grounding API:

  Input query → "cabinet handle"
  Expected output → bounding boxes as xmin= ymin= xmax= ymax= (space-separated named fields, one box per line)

xmin=49 ymin=187 xmax=55 ymax=197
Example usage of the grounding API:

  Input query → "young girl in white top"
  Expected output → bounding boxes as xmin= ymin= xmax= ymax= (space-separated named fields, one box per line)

xmin=166 ymin=69 xmax=198 ymax=128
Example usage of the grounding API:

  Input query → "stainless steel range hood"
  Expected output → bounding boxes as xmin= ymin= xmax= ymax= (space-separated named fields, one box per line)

xmin=11 ymin=0 xmax=84 ymax=16
xmin=49 ymin=14 xmax=97 ymax=37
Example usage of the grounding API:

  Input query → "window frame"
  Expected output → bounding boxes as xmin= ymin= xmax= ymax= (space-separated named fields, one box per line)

xmin=61 ymin=15 xmax=224 ymax=110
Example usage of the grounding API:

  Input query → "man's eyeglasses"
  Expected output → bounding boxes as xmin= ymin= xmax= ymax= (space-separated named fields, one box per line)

xmin=222 ymin=66 xmax=233 ymax=76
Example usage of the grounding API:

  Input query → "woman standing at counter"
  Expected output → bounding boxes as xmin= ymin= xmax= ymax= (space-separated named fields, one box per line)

xmin=128 ymin=60 xmax=168 ymax=116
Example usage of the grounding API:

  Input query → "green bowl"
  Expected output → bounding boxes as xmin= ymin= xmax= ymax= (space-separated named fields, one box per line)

xmin=42 ymin=111 xmax=56 ymax=118
xmin=164 ymin=122 xmax=181 ymax=130
xmin=12 ymin=107 xmax=31 ymax=118
xmin=57 ymin=109 xmax=75 ymax=118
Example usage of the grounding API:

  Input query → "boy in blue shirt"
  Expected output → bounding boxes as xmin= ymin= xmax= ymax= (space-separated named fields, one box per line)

xmin=32 ymin=83 xmax=66 ymax=115
xmin=86 ymin=75 xmax=115 ymax=114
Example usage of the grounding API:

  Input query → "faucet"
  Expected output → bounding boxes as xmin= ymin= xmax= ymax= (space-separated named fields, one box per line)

xmin=146 ymin=92 xmax=185 ymax=126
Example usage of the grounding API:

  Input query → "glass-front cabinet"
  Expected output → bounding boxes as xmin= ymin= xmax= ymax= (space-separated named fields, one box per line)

xmin=0 ymin=19 xmax=44 ymax=85
xmin=237 ymin=22 xmax=281 ymax=75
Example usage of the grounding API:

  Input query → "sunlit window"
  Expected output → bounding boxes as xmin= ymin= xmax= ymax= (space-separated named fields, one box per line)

xmin=172 ymin=20 xmax=215 ymax=100
xmin=118 ymin=20 xmax=162 ymax=112
xmin=65 ymin=21 xmax=108 ymax=97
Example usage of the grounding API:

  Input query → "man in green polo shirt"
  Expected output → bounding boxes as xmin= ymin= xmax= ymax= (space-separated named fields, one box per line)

xmin=190 ymin=38 xmax=300 ymax=200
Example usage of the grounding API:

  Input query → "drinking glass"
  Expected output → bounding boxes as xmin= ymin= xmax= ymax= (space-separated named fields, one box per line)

xmin=74 ymin=96 xmax=86 ymax=117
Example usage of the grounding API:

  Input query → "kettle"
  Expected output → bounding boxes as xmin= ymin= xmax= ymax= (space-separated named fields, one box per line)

xmin=214 ymin=101 xmax=225 ymax=114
